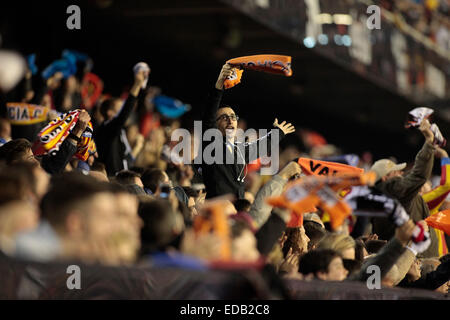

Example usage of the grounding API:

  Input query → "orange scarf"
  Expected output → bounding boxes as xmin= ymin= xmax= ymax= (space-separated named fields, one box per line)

xmin=267 ymin=172 xmax=376 ymax=230
xmin=297 ymin=157 xmax=364 ymax=176
xmin=425 ymin=209 xmax=450 ymax=236
xmin=224 ymin=54 xmax=292 ymax=89
xmin=193 ymin=200 xmax=231 ymax=260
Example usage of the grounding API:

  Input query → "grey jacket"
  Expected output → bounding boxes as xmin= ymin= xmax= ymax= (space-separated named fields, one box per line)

xmin=249 ymin=175 xmax=288 ymax=228
xmin=372 ymin=142 xmax=438 ymax=258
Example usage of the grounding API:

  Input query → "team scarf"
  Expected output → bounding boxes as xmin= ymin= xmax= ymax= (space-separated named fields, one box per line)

xmin=32 ymin=109 xmax=96 ymax=161
xmin=405 ymin=107 xmax=446 ymax=147
xmin=297 ymin=157 xmax=364 ymax=176
xmin=6 ymin=102 xmax=49 ymax=125
xmin=192 ymin=200 xmax=231 ymax=261
xmin=267 ymin=172 xmax=376 ymax=230
xmin=223 ymin=54 xmax=292 ymax=89
xmin=425 ymin=209 xmax=450 ymax=237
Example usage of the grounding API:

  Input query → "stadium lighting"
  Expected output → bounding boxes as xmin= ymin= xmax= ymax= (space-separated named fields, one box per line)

xmin=303 ymin=37 xmax=316 ymax=48
xmin=318 ymin=34 xmax=329 ymax=45
xmin=342 ymin=35 xmax=352 ymax=46
xmin=334 ymin=35 xmax=343 ymax=46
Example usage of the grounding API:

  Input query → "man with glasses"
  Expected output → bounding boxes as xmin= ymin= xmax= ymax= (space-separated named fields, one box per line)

xmin=199 ymin=64 xmax=295 ymax=199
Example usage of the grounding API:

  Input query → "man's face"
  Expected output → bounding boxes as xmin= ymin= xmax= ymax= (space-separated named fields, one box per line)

xmin=84 ymin=193 xmax=117 ymax=239
xmin=33 ymin=166 xmax=50 ymax=200
xmin=23 ymin=148 xmax=39 ymax=164
xmin=319 ymin=257 xmax=348 ymax=281
xmin=408 ymin=258 xmax=422 ymax=281
xmin=216 ymin=107 xmax=238 ymax=139
xmin=298 ymin=226 xmax=310 ymax=253
xmin=114 ymin=193 xmax=142 ymax=262
xmin=134 ymin=176 xmax=144 ymax=188
xmin=382 ymin=170 xmax=403 ymax=181
xmin=107 ymin=99 xmax=123 ymax=120
xmin=188 ymin=196 xmax=198 ymax=218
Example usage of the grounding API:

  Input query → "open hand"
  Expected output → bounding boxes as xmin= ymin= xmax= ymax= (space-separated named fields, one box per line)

xmin=274 ymin=118 xmax=295 ymax=135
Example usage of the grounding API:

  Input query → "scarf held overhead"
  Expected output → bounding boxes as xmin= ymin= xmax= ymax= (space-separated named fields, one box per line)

xmin=223 ymin=54 xmax=292 ymax=89
xmin=267 ymin=172 xmax=376 ymax=230
xmin=297 ymin=157 xmax=364 ymax=176
xmin=425 ymin=209 xmax=450 ymax=236
xmin=32 ymin=109 xmax=96 ymax=161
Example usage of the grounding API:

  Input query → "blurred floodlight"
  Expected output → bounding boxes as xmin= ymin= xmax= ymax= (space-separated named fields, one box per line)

xmin=255 ymin=0 xmax=270 ymax=8
xmin=334 ymin=35 xmax=343 ymax=45
xmin=0 ymin=50 xmax=26 ymax=93
xmin=318 ymin=34 xmax=329 ymax=45
xmin=333 ymin=14 xmax=353 ymax=25
xmin=342 ymin=35 xmax=352 ymax=46
xmin=316 ymin=13 xmax=333 ymax=24
xmin=303 ymin=37 xmax=316 ymax=48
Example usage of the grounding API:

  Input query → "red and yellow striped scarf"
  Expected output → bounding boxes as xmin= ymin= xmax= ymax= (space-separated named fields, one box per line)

xmin=32 ymin=109 xmax=96 ymax=161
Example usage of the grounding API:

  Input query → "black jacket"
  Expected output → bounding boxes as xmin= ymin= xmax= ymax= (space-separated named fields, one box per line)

xmin=94 ymin=95 xmax=137 ymax=176
xmin=398 ymin=258 xmax=450 ymax=290
xmin=200 ymin=89 xmax=284 ymax=199
xmin=41 ymin=139 xmax=77 ymax=174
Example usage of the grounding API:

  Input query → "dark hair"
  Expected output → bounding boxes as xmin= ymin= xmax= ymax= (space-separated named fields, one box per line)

xmin=342 ymin=258 xmax=362 ymax=277
xmin=0 ymin=138 xmax=32 ymax=165
xmin=99 ymin=98 xmax=118 ymax=120
xmin=354 ymin=239 xmax=367 ymax=263
xmin=125 ymin=184 xmax=147 ymax=196
xmin=115 ymin=170 xmax=141 ymax=185
xmin=41 ymin=172 xmax=111 ymax=227
xmin=303 ymin=221 xmax=327 ymax=251
xmin=439 ymin=253 xmax=450 ymax=264
xmin=141 ymin=168 xmax=166 ymax=193
xmin=107 ymin=182 xmax=128 ymax=194
xmin=233 ymin=199 xmax=252 ymax=212
xmin=90 ymin=161 xmax=106 ymax=173
xmin=182 ymin=186 xmax=199 ymax=199
xmin=365 ymin=239 xmax=387 ymax=254
xmin=298 ymin=249 xmax=341 ymax=276
xmin=138 ymin=200 xmax=179 ymax=254
xmin=129 ymin=166 xmax=145 ymax=175
xmin=282 ymin=227 xmax=306 ymax=257
xmin=0 ymin=165 xmax=31 ymax=205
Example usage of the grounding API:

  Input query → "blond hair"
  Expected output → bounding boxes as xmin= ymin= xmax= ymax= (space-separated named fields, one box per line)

xmin=316 ymin=233 xmax=355 ymax=256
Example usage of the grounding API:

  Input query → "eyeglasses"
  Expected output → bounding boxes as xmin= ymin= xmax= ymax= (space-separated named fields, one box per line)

xmin=216 ymin=114 xmax=239 ymax=122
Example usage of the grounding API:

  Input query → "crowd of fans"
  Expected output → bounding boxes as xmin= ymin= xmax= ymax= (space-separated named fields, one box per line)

xmin=0 ymin=49 xmax=449 ymax=299
xmin=381 ymin=0 xmax=450 ymax=51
